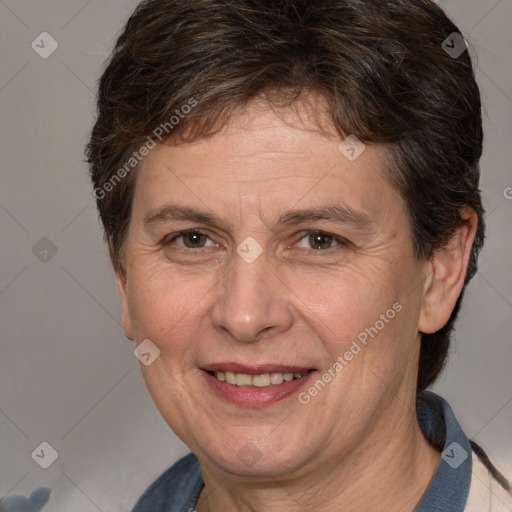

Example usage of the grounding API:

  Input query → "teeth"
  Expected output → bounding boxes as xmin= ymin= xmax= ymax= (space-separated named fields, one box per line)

xmin=252 ymin=373 xmax=271 ymax=387
xmin=270 ymin=372 xmax=284 ymax=385
xmin=236 ymin=373 xmax=252 ymax=386
xmin=213 ymin=370 xmax=306 ymax=387
xmin=225 ymin=371 xmax=237 ymax=385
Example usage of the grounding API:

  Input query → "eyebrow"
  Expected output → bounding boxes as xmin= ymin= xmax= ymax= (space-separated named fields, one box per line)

xmin=276 ymin=204 xmax=373 ymax=231
xmin=144 ymin=205 xmax=230 ymax=230
xmin=144 ymin=203 xmax=374 ymax=232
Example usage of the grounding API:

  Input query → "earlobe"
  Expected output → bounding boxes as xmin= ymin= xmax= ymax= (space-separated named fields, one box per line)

xmin=115 ymin=270 xmax=134 ymax=340
xmin=418 ymin=208 xmax=478 ymax=334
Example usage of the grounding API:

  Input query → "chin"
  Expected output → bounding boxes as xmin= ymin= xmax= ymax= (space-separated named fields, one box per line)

xmin=193 ymin=427 xmax=312 ymax=478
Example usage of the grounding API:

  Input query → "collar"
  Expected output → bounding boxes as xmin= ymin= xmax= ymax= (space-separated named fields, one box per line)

xmin=414 ymin=390 xmax=472 ymax=511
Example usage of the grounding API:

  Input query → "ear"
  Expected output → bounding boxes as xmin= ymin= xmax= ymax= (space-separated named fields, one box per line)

xmin=418 ymin=208 xmax=478 ymax=334
xmin=114 ymin=269 xmax=134 ymax=341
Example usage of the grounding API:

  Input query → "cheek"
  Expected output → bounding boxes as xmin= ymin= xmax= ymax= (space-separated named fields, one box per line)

xmin=124 ymin=262 xmax=214 ymax=343
xmin=290 ymin=262 xmax=420 ymax=379
xmin=284 ymin=264 xmax=400 ymax=335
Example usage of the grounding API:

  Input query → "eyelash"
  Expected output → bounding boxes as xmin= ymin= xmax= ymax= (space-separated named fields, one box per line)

xmin=164 ymin=229 xmax=348 ymax=253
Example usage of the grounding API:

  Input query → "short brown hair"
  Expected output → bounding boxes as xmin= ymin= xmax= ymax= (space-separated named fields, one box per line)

xmin=86 ymin=0 xmax=485 ymax=390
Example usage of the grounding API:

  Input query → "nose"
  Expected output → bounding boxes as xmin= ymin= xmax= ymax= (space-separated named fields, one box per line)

xmin=211 ymin=252 xmax=293 ymax=343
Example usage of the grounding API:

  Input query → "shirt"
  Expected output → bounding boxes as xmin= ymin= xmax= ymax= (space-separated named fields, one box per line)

xmin=131 ymin=391 xmax=512 ymax=511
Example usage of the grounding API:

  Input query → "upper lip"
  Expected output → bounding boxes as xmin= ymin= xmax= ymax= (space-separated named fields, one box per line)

xmin=201 ymin=362 xmax=314 ymax=374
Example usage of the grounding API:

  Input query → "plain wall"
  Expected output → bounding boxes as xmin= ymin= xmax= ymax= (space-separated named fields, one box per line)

xmin=1 ymin=0 xmax=511 ymax=510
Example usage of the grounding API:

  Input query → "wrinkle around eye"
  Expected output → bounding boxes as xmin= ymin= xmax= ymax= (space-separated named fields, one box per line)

xmin=154 ymin=227 xmax=354 ymax=265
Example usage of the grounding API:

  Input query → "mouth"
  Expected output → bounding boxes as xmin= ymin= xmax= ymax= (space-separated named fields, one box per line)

xmin=206 ymin=370 xmax=311 ymax=387
xmin=200 ymin=364 xmax=316 ymax=407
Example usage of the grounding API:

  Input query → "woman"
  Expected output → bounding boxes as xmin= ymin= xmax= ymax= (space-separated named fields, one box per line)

xmin=86 ymin=0 xmax=512 ymax=510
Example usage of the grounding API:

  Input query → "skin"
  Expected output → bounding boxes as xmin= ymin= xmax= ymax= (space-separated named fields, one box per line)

xmin=115 ymin=97 xmax=477 ymax=511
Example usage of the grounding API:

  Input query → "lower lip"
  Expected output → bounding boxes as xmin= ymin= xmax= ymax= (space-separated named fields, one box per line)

xmin=201 ymin=370 xmax=316 ymax=407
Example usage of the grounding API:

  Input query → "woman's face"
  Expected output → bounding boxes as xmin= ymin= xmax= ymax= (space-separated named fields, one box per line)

xmin=116 ymin=100 xmax=431 ymax=479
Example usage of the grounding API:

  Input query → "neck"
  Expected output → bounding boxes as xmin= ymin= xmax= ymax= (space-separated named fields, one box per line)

xmin=196 ymin=401 xmax=441 ymax=512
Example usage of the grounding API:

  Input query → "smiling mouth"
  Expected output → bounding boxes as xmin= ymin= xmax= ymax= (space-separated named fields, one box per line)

xmin=207 ymin=370 xmax=313 ymax=388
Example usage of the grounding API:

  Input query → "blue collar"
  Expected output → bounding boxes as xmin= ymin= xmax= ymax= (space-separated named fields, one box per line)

xmin=131 ymin=391 xmax=472 ymax=511
xmin=414 ymin=390 xmax=472 ymax=511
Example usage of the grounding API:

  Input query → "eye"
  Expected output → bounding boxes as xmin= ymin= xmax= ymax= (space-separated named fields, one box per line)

xmin=295 ymin=231 xmax=345 ymax=251
xmin=167 ymin=229 xmax=216 ymax=249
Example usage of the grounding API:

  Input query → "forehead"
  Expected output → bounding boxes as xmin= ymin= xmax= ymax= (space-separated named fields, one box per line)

xmin=134 ymin=99 xmax=403 ymax=228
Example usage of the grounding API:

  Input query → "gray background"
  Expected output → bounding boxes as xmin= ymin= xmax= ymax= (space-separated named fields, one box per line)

xmin=0 ymin=0 xmax=511 ymax=510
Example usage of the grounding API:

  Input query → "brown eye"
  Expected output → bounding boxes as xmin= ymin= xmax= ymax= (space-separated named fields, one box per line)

xmin=169 ymin=230 xmax=215 ymax=249
xmin=182 ymin=232 xmax=207 ymax=248
xmin=296 ymin=231 xmax=342 ymax=250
